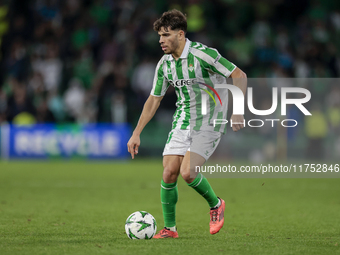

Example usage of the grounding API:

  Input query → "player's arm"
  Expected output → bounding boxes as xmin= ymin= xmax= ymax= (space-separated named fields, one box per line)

xmin=127 ymin=95 xmax=164 ymax=159
xmin=230 ymin=67 xmax=247 ymax=132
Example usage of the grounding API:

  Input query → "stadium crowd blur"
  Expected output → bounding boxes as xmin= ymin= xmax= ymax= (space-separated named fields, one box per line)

xmin=0 ymin=0 xmax=339 ymax=148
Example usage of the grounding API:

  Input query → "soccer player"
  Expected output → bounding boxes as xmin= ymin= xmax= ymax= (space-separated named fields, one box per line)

xmin=127 ymin=9 xmax=247 ymax=238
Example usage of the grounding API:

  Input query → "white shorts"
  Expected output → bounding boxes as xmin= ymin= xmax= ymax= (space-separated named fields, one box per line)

xmin=162 ymin=129 xmax=222 ymax=160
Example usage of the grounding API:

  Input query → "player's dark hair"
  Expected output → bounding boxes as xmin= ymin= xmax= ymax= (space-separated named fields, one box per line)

xmin=153 ymin=9 xmax=187 ymax=33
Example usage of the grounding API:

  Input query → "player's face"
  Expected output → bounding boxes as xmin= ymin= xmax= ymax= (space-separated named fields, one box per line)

xmin=158 ymin=27 xmax=180 ymax=54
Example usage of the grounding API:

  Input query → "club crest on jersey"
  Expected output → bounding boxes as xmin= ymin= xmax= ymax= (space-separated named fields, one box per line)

xmin=188 ymin=64 xmax=194 ymax=72
xmin=168 ymin=78 xmax=198 ymax=88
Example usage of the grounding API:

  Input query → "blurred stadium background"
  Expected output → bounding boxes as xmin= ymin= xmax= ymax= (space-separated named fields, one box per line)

xmin=0 ymin=0 xmax=339 ymax=161
xmin=1 ymin=2 xmax=340 ymax=254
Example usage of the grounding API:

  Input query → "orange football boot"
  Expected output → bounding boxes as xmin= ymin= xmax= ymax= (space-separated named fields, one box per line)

xmin=209 ymin=198 xmax=225 ymax=234
xmin=153 ymin=228 xmax=179 ymax=239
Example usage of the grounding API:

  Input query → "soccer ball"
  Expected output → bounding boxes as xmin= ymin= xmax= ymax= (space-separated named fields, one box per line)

xmin=125 ymin=211 xmax=157 ymax=239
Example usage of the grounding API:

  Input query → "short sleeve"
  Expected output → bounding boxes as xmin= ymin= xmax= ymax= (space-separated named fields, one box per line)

xmin=214 ymin=56 xmax=237 ymax=77
xmin=150 ymin=58 xmax=169 ymax=97
xmin=205 ymin=49 xmax=236 ymax=78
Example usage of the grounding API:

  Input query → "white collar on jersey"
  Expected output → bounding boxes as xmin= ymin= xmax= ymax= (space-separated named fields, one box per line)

xmin=168 ymin=38 xmax=191 ymax=61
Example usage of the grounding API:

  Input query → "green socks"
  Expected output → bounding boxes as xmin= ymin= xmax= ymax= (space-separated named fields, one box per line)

xmin=160 ymin=174 xmax=218 ymax=228
xmin=188 ymin=173 xmax=219 ymax=208
xmin=161 ymin=180 xmax=178 ymax=228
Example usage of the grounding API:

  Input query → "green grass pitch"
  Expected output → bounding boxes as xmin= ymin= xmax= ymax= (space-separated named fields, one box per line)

xmin=0 ymin=160 xmax=339 ymax=255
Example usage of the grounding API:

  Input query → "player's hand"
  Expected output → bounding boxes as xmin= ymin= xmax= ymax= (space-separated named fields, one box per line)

xmin=231 ymin=114 xmax=245 ymax=132
xmin=127 ymin=134 xmax=140 ymax=159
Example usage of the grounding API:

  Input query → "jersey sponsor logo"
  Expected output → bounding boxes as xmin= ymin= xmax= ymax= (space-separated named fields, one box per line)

xmin=168 ymin=79 xmax=223 ymax=108
xmin=168 ymin=78 xmax=198 ymax=88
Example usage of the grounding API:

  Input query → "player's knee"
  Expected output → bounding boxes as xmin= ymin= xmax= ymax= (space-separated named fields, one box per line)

xmin=162 ymin=166 xmax=179 ymax=183
xmin=180 ymin=169 xmax=195 ymax=184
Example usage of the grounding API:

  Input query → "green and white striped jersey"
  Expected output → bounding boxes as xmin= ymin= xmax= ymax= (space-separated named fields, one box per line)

xmin=150 ymin=39 xmax=236 ymax=134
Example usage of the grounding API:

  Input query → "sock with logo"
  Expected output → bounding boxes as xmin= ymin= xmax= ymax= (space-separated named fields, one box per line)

xmin=161 ymin=179 xmax=178 ymax=229
xmin=187 ymin=173 xmax=219 ymax=208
